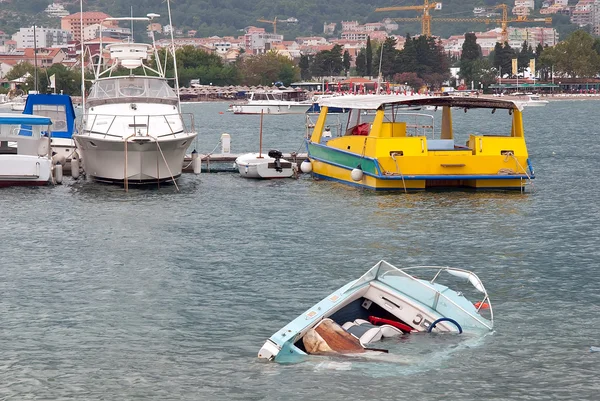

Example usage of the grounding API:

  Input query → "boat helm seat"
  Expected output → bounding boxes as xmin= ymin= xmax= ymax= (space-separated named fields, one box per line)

xmin=342 ymin=319 xmax=403 ymax=346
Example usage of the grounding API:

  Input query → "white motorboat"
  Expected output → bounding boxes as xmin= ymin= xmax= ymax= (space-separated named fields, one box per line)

xmin=259 ymin=260 xmax=493 ymax=363
xmin=74 ymin=14 xmax=197 ymax=186
xmin=0 ymin=113 xmax=53 ymax=187
xmin=235 ymin=150 xmax=295 ymax=179
xmin=523 ymin=94 xmax=549 ymax=107
xmin=234 ymin=111 xmax=295 ymax=179
xmin=232 ymin=90 xmax=311 ymax=115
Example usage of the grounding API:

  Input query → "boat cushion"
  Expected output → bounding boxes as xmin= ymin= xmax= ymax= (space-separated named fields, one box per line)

xmin=427 ymin=139 xmax=455 ymax=150
xmin=342 ymin=319 xmax=403 ymax=345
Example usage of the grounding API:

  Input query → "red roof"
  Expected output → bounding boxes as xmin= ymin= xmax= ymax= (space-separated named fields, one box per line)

xmin=62 ymin=11 xmax=112 ymax=20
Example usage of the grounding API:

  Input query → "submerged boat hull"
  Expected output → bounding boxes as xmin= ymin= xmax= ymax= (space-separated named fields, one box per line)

xmin=259 ymin=261 xmax=493 ymax=362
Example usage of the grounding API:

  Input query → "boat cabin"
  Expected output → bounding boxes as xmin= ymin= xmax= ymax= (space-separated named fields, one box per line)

xmin=306 ymin=95 xmax=534 ymax=190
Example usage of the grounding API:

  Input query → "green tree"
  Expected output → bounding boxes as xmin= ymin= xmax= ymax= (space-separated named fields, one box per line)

xmin=299 ymin=54 xmax=311 ymax=80
xmin=458 ymin=33 xmax=482 ymax=87
xmin=342 ymin=50 xmax=351 ymax=75
xmin=540 ymin=30 xmax=600 ymax=78
xmin=238 ymin=51 xmax=299 ymax=86
xmin=373 ymin=37 xmax=398 ymax=80
xmin=355 ymin=49 xmax=366 ymax=76
xmin=366 ymin=36 xmax=373 ymax=77
xmin=310 ymin=44 xmax=344 ymax=77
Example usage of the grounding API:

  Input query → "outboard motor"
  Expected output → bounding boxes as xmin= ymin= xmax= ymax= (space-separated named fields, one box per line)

xmin=268 ymin=149 xmax=284 ymax=172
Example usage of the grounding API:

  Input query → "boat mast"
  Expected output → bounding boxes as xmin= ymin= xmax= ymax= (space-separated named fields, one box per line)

xmin=166 ymin=0 xmax=182 ymax=113
xmin=33 ymin=25 xmax=38 ymax=93
xmin=80 ymin=0 xmax=85 ymax=110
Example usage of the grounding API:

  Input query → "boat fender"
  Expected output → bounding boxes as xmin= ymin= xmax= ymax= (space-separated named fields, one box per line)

xmin=368 ymin=316 xmax=413 ymax=333
xmin=300 ymin=159 xmax=312 ymax=174
xmin=71 ymin=155 xmax=80 ymax=179
xmin=474 ymin=301 xmax=490 ymax=310
xmin=351 ymin=166 xmax=363 ymax=181
xmin=54 ymin=162 xmax=63 ymax=184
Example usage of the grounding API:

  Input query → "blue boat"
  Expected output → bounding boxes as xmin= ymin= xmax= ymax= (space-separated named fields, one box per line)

xmin=258 ymin=260 xmax=493 ymax=362
xmin=23 ymin=93 xmax=77 ymax=161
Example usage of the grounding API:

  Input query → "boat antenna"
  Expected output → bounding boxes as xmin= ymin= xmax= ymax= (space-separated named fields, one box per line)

xmin=377 ymin=39 xmax=384 ymax=93
xmin=80 ymin=0 xmax=85 ymax=111
xmin=33 ymin=25 xmax=38 ymax=93
xmin=130 ymin=6 xmax=134 ymax=41
xmin=166 ymin=0 xmax=181 ymax=112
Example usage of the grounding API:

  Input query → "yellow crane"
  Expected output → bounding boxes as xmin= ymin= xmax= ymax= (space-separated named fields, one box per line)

xmin=257 ymin=17 xmax=278 ymax=34
xmin=376 ymin=3 xmax=551 ymax=42
xmin=375 ymin=0 xmax=442 ymax=37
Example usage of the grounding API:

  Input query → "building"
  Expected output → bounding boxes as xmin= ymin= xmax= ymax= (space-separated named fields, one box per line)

xmin=82 ymin=24 xmax=131 ymax=41
xmin=323 ymin=22 xmax=336 ymax=35
xmin=0 ymin=48 xmax=67 ymax=68
xmin=45 ymin=3 xmax=70 ymax=18
xmin=244 ymin=27 xmax=283 ymax=54
xmin=61 ymin=12 xmax=115 ymax=42
xmin=12 ymin=26 xmax=72 ymax=49
xmin=571 ymin=0 xmax=594 ymax=26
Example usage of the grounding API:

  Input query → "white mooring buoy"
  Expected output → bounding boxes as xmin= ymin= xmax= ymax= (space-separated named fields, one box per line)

xmin=221 ymin=133 xmax=231 ymax=154
xmin=191 ymin=149 xmax=201 ymax=174
xmin=71 ymin=152 xmax=80 ymax=179
xmin=300 ymin=159 xmax=312 ymax=174
xmin=54 ymin=162 xmax=63 ymax=184
xmin=351 ymin=165 xmax=363 ymax=181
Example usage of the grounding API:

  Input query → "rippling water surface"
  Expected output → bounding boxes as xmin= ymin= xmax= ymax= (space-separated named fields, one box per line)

xmin=1 ymin=101 xmax=599 ymax=400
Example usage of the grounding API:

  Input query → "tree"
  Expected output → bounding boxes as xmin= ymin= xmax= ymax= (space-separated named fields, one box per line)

xmin=355 ymin=49 xmax=366 ymax=76
xmin=342 ymin=50 xmax=351 ymax=76
xmin=459 ymin=33 xmax=482 ymax=87
xmin=541 ymin=30 xmax=600 ymax=78
xmin=310 ymin=44 xmax=344 ymax=77
xmin=373 ymin=37 xmax=398 ymax=80
xmin=396 ymin=33 xmax=418 ymax=74
xmin=366 ymin=36 xmax=373 ymax=77
xmin=299 ymin=54 xmax=311 ymax=80
xmin=238 ymin=51 xmax=299 ymax=86
xmin=392 ymin=72 xmax=424 ymax=90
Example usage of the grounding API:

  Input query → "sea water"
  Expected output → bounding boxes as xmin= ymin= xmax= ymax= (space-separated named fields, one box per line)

xmin=0 ymin=101 xmax=599 ymax=400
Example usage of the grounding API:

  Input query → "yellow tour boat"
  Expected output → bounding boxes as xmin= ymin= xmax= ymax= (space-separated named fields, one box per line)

xmin=302 ymin=95 xmax=535 ymax=191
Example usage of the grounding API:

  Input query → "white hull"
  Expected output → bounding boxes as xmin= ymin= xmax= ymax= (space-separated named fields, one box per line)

xmin=51 ymin=138 xmax=77 ymax=161
xmin=232 ymin=103 xmax=310 ymax=115
xmin=0 ymin=154 xmax=52 ymax=187
xmin=75 ymin=133 xmax=195 ymax=183
xmin=524 ymin=101 xmax=548 ymax=107
xmin=235 ymin=153 xmax=294 ymax=179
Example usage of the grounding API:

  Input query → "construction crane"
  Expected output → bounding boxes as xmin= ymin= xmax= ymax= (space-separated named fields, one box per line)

xmin=375 ymin=0 xmax=442 ymax=37
xmin=377 ymin=4 xmax=551 ymax=42
xmin=257 ymin=17 xmax=278 ymax=34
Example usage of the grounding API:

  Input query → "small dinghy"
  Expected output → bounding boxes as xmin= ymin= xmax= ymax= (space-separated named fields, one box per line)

xmin=235 ymin=149 xmax=294 ymax=179
xmin=258 ymin=260 xmax=493 ymax=362
xmin=235 ymin=110 xmax=295 ymax=179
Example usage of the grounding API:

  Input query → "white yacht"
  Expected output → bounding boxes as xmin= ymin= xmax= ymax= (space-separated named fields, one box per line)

xmin=232 ymin=90 xmax=311 ymax=115
xmin=523 ymin=94 xmax=549 ymax=107
xmin=74 ymin=16 xmax=197 ymax=185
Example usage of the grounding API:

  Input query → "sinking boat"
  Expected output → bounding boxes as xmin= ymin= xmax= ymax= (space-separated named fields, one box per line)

xmin=258 ymin=260 xmax=493 ymax=362
xmin=301 ymin=95 xmax=535 ymax=191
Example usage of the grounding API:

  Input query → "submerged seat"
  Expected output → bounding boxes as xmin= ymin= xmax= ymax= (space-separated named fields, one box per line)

xmin=342 ymin=319 xmax=403 ymax=346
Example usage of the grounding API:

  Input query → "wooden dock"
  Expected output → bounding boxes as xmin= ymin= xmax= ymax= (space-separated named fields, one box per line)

xmin=62 ymin=153 xmax=308 ymax=175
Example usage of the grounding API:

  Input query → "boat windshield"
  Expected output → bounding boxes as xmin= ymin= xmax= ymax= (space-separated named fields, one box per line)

xmin=88 ymin=77 xmax=177 ymax=100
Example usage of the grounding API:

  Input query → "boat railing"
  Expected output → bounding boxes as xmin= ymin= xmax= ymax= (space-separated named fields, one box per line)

xmin=305 ymin=114 xmax=343 ymax=139
xmin=82 ymin=112 xmax=196 ymax=139
xmin=393 ymin=113 xmax=435 ymax=138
